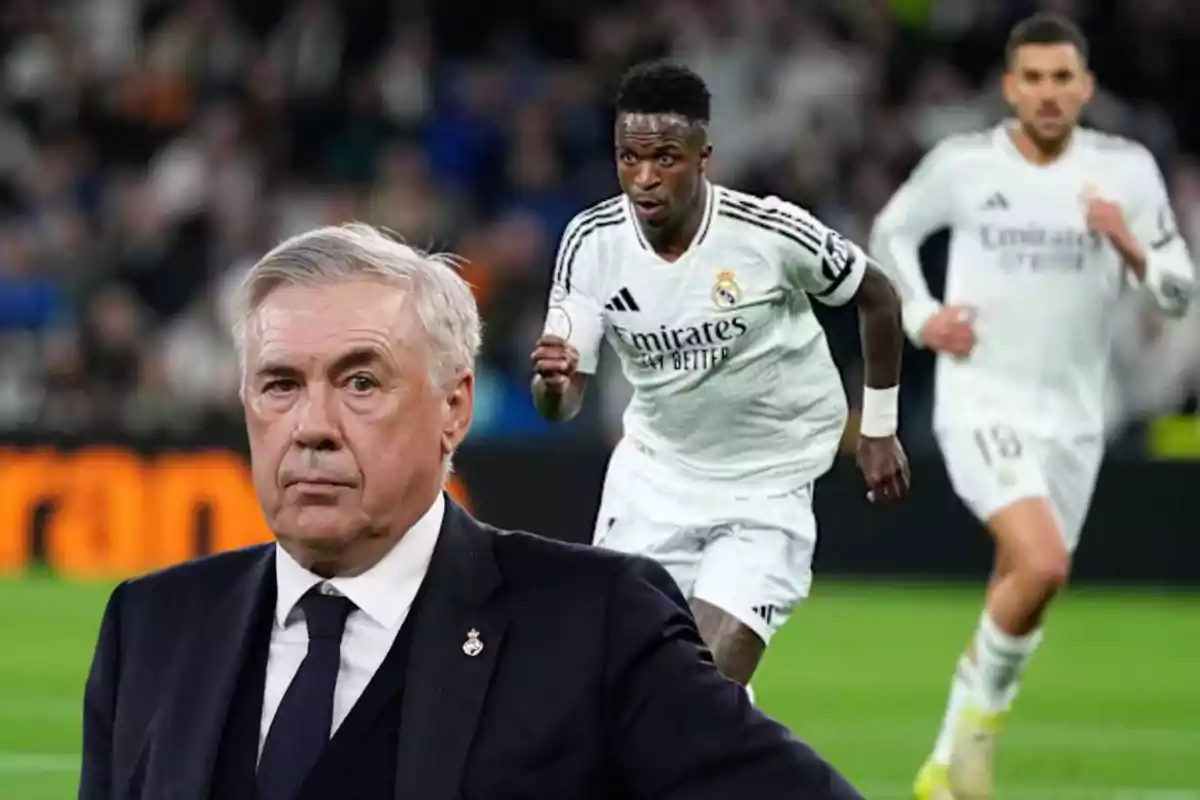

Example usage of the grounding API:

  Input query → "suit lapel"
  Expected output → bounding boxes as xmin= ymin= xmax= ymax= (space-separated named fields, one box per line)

xmin=394 ymin=498 xmax=506 ymax=800
xmin=141 ymin=546 xmax=276 ymax=800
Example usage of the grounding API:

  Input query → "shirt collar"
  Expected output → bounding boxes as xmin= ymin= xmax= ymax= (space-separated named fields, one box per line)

xmin=274 ymin=492 xmax=445 ymax=629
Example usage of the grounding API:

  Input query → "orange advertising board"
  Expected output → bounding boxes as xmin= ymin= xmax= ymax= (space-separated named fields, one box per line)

xmin=0 ymin=447 xmax=471 ymax=578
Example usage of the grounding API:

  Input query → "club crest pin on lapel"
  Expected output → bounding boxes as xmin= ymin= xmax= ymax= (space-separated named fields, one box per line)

xmin=463 ymin=628 xmax=483 ymax=657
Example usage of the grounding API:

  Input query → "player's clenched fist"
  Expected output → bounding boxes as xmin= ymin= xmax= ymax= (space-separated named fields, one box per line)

xmin=920 ymin=305 xmax=977 ymax=357
xmin=856 ymin=434 xmax=910 ymax=505
xmin=531 ymin=334 xmax=580 ymax=392
xmin=1082 ymin=189 xmax=1141 ymax=264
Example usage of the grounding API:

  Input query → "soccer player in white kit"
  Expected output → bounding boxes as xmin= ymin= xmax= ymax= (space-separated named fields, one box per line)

xmin=530 ymin=61 xmax=911 ymax=691
xmin=870 ymin=14 xmax=1196 ymax=800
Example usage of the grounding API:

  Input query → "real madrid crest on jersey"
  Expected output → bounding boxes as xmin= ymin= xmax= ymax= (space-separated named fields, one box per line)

xmin=711 ymin=270 xmax=742 ymax=309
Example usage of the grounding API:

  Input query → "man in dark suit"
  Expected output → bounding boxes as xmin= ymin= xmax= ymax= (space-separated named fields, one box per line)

xmin=80 ymin=222 xmax=864 ymax=800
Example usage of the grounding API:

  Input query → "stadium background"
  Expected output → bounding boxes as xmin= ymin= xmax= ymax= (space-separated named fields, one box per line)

xmin=1 ymin=0 xmax=1197 ymax=797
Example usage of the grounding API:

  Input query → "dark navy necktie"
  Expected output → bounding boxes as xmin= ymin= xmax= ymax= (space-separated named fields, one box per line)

xmin=257 ymin=586 xmax=356 ymax=800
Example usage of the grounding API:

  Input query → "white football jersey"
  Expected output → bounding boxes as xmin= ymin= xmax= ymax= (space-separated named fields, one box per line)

xmin=541 ymin=181 xmax=869 ymax=491
xmin=870 ymin=122 xmax=1196 ymax=438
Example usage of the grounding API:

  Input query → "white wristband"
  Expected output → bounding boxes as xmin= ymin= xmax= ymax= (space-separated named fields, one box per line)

xmin=860 ymin=386 xmax=899 ymax=438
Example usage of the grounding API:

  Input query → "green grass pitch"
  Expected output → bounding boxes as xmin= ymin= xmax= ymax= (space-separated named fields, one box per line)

xmin=1 ymin=577 xmax=1197 ymax=799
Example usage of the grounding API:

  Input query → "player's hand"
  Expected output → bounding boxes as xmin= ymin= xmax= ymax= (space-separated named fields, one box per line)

xmin=1083 ymin=190 xmax=1138 ymax=254
xmin=856 ymin=434 xmax=910 ymax=505
xmin=920 ymin=305 xmax=977 ymax=357
xmin=531 ymin=334 xmax=579 ymax=393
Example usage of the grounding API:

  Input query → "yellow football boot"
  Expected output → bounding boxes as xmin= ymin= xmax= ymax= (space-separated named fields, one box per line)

xmin=947 ymin=704 xmax=1006 ymax=799
xmin=913 ymin=760 xmax=954 ymax=799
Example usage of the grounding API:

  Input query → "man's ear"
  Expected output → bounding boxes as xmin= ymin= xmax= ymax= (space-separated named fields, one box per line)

xmin=441 ymin=370 xmax=474 ymax=458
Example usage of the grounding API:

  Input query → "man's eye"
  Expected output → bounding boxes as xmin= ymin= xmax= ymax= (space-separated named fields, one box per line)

xmin=347 ymin=374 xmax=379 ymax=393
xmin=263 ymin=379 xmax=297 ymax=394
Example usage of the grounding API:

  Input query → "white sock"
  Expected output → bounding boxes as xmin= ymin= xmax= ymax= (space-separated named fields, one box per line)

xmin=931 ymin=655 xmax=975 ymax=765
xmin=744 ymin=684 xmax=756 ymax=705
xmin=973 ymin=610 xmax=1042 ymax=713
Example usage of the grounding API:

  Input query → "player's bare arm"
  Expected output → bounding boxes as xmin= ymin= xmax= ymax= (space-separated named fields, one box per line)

xmin=853 ymin=262 xmax=911 ymax=505
xmin=531 ymin=335 xmax=588 ymax=422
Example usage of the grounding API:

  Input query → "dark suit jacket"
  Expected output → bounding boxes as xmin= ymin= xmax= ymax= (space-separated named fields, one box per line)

xmin=80 ymin=496 xmax=863 ymax=800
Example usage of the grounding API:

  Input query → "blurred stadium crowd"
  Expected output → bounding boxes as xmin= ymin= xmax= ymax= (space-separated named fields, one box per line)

xmin=0 ymin=0 xmax=1196 ymax=451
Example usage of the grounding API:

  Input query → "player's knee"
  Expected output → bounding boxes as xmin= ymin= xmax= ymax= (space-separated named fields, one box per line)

xmin=706 ymin=632 xmax=763 ymax=686
xmin=691 ymin=600 xmax=765 ymax=685
xmin=1029 ymin=550 xmax=1070 ymax=590
xmin=1015 ymin=540 xmax=1071 ymax=591
xmin=989 ymin=498 xmax=1071 ymax=591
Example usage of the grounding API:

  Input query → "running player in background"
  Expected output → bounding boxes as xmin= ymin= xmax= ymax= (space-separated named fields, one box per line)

xmin=530 ymin=61 xmax=910 ymax=693
xmin=870 ymin=13 xmax=1196 ymax=800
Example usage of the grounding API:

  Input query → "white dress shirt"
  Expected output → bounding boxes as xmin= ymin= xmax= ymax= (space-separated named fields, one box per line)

xmin=258 ymin=492 xmax=445 ymax=759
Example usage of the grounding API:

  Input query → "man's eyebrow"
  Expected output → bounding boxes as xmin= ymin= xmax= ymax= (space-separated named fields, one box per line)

xmin=253 ymin=361 xmax=301 ymax=380
xmin=251 ymin=347 xmax=387 ymax=382
xmin=328 ymin=347 xmax=387 ymax=375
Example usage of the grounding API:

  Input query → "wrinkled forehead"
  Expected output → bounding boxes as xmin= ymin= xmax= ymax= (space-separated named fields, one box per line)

xmin=245 ymin=280 xmax=419 ymax=366
xmin=616 ymin=112 xmax=702 ymax=144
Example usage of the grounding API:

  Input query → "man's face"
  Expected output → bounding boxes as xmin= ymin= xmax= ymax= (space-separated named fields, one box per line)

xmin=615 ymin=112 xmax=710 ymax=230
xmin=242 ymin=279 xmax=473 ymax=565
xmin=1004 ymin=43 xmax=1093 ymax=148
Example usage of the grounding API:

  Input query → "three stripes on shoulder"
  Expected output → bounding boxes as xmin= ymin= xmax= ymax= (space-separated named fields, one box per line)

xmin=716 ymin=190 xmax=855 ymax=298
xmin=554 ymin=197 xmax=624 ymax=293
xmin=552 ymin=190 xmax=856 ymax=300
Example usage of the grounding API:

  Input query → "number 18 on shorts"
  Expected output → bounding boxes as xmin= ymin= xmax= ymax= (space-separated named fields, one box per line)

xmin=936 ymin=425 xmax=1104 ymax=551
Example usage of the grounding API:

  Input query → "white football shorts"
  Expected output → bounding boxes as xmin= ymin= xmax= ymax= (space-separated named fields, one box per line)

xmin=591 ymin=438 xmax=817 ymax=644
xmin=936 ymin=425 xmax=1104 ymax=552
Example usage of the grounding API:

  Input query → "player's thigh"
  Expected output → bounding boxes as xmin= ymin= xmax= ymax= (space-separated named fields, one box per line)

xmin=938 ymin=426 xmax=1068 ymax=570
xmin=591 ymin=448 xmax=703 ymax=597
xmin=1043 ymin=434 xmax=1105 ymax=553
xmin=691 ymin=484 xmax=817 ymax=647
xmin=936 ymin=424 xmax=1053 ymax=529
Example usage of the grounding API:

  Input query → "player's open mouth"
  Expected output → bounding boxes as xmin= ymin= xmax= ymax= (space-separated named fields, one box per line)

xmin=634 ymin=199 xmax=666 ymax=218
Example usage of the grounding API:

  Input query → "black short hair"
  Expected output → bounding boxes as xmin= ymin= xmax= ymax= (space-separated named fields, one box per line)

xmin=1006 ymin=12 xmax=1089 ymax=65
xmin=614 ymin=61 xmax=711 ymax=124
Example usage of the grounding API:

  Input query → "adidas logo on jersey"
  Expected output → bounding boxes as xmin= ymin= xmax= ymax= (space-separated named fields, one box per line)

xmin=605 ymin=287 xmax=640 ymax=312
xmin=751 ymin=605 xmax=777 ymax=626
xmin=981 ymin=192 xmax=1009 ymax=210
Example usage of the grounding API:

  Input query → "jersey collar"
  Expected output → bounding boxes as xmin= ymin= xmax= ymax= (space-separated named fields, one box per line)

xmin=996 ymin=119 xmax=1079 ymax=167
